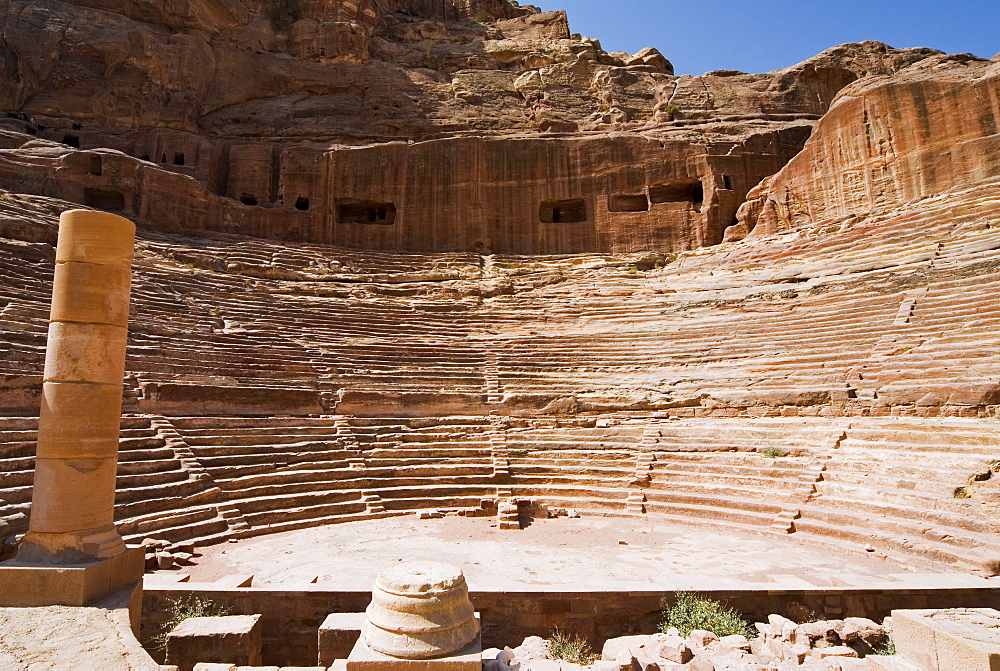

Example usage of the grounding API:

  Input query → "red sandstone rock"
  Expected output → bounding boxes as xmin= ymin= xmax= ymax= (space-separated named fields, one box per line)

xmin=1 ymin=0 xmax=1000 ymax=604
xmin=0 ymin=0 xmax=946 ymax=254
xmin=741 ymin=55 xmax=1000 ymax=238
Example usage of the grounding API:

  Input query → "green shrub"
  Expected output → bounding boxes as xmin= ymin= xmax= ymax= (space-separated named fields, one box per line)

xmin=954 ymin=486 xmax=970 ymax=499
xmin=661 ymin=592 xmax=755 ymax=639
xmin=547 ymin=629 xmax=598 ymax=665
xmin=761 ymin=446 xmax=784 ymax=458
xmin=872 ymin=635 xmax=896 ymax=655
xmin=153 ymin=597 xmax=231 ymax=650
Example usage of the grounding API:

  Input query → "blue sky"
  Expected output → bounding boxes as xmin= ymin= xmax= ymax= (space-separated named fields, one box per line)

xmin=530 ymin=0 xmax=1000 ymax=75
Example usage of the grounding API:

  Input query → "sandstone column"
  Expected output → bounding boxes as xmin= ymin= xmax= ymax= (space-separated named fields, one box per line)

xmin=17 ymin=209 xmax=134 ymax=563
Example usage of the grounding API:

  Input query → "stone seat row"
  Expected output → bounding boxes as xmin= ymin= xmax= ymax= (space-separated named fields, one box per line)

xmin=793 ymin=420 xmax=1000 ymax=572
xmin=144 ymin=233 xmax=480 ymax=274
xmin=5 ymin=411 xmax=1000 ymax=573
xmin=0 ymin=415 xmax=218 ymax=542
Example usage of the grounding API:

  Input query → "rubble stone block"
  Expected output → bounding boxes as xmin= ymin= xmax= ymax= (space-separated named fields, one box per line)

xmin=345 ymin=633 xmax=482 ymax=671
xmin=166 ymin=614 xmax=263 ymax=671
xmin=889 ymin=608 xmax=1000 ymax=671
xmin=319 ymin=612 xmax=366 ymax=665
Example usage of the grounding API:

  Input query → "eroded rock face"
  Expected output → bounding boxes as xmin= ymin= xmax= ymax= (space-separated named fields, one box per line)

xmin=0 ymin=0 xmax=945 ymax=253
xmin=740 ymin=55 xmax=1000 ymax=237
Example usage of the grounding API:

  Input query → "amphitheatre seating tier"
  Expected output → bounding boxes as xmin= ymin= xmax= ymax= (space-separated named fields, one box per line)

xmin=2 ymin=184 xmax=1000 ymax=571
xmin=1 ymin=408 xmax=999 ymax=571
xmin=165 ymin=416 xmax=356 ymax=481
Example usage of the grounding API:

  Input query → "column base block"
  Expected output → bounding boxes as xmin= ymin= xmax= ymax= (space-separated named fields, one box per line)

xmin=0 ymin=546 xmax=144 ymax=607
xmin=346 ymin=631 xmax=481 ymax=671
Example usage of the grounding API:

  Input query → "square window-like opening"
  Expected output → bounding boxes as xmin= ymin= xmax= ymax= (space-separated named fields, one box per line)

xmin=649 ymin=181 xmax=704 ymax=206
xmin=336 ymin=200 xmax=396 ymax=225
xmin=173 ymin=152 xmax=185 ymax=165
xmin=84 ymin=188 xmax=124 ymax=211
xmin=609 ymin=193 xmax=649 ymax=212
xmin=62 ymin=134 xmax=80 ymax=148
xmin=540 ymin=198 xmax=587 ymax=223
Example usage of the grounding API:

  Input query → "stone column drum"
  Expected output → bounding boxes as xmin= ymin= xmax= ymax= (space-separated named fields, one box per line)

xmin=17 ymin=209 xmax=135 ymax=563
xmin=362 ymin=561 xmax=480 ymax=659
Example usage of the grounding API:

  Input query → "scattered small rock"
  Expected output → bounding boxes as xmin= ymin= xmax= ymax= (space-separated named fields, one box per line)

xmin=492 ymin=613 xmax=887 ymax=670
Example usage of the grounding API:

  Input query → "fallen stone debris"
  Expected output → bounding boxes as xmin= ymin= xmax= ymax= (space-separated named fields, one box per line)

xmin=485 ymin=614 xmax=890 ymax=671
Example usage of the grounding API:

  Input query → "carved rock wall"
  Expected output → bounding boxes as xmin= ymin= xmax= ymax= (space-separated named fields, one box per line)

xmin=742 ymin=56 xmax=1000 ymax=237
xmin=0 ymin=128 xmax=808 ymax=253
xmin=0 ymin=0 xmax=947 ymax=256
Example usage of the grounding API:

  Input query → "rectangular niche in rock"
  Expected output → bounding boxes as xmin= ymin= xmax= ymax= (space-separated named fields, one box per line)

xmin=540 ymin=198 xmax=587 ymax=223
xmin=336 ymin=200 xmax=397 ymax=225
xmin=83 ymin=188 xmax=125 ymax=211
xmin=649 ymin=182 xmax=704 ymax=206
xmin=609 ymin=193 xmax=650 ymax=212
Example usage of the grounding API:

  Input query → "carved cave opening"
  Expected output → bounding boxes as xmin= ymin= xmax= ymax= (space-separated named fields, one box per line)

xmin=83 ymin=188 xmax=124 ymax=211
xmin=540 ymin=198 xmax=587 ymax=223
xmin=649 ymin=182 xmax=704 ymax=206
xmin=609 ymin=193 xmax=650 ymax=212
xmin=61 ymin=134 xmax=80 ymax=148
xmin=88 ymin=155 xmax=103 ymax=176
xmin=173 ymin=152 xmax=185 ymax=166
xmin=336 ymin=200 xmax=396 ymax=225
xmin=295 ymin=197 xmax=310 ymax=211
xmin=722 ymin=175 xmax=733 ymax=190
xmin=240 ymin=194 xmax=259 ymax=206
xmin=3 ymin=46 xmax=20 ymax=84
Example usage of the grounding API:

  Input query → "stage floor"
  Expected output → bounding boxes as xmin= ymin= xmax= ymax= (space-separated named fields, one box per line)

xmin=175 ymin=514 xmax=991 ymax=592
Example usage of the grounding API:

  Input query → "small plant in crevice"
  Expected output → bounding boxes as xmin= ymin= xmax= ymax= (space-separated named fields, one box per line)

xmin=660 ymin=592 xmax=755 ymax=639
xmin=761 ymin=446 xmax=784 ymax=458
xmin=661 ymin=102 xmax=681 ymax=120
xmin=872 ymin=635 xmax=896 ymax=655
xmin=546 ymin=629 xmax=598 ymax=665
xmin=635 ymin=253 xmax=679 ymax=271
xmin=954 ymin=486 xmax=971 ymax=499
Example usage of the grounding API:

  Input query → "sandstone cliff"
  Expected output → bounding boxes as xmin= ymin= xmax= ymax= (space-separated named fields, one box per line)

xmin=739 ymin=54 xmax=1000 ymax=238
xmin=0 ymin=1 xmax=944 ymax=253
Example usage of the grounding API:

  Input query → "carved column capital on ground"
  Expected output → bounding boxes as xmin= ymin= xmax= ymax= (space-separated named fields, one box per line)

xmin=362 ymin=561 xmax=480 ymax=660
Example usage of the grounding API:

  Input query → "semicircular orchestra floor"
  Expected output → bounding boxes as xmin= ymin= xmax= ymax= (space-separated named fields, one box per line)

xmin=175 ymin=515 xmax=988 ymax=592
